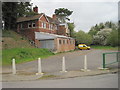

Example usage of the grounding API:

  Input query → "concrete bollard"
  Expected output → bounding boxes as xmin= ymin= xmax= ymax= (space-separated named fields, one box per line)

xmin=81 ymin=55 xmax=90 ymax=72
xmin=36 ymin=58 xmax=43 ymax=75
xmin=84 ymin=55 xmax=87 ymax=70
xmin=12 ymin=58 xmax=16 ymax=74
xmin=61 ymin=56 xmax=67 ymax=72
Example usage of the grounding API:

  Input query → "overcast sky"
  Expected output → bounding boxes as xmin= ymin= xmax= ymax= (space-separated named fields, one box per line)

xmin=31 ymin=0 xmax=119 ymax=32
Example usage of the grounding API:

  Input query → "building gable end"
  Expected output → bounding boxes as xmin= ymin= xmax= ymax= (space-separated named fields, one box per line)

xmin=39 ymin=14 xmax=49 ymax=22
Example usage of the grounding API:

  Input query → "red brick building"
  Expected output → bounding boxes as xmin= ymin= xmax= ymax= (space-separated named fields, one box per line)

xmin=17 ymin=7 xmax=75 ymax=52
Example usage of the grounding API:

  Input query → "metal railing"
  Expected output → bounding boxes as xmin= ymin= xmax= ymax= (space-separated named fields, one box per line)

xmin=102 ymin=52 xmax=120 ymax=68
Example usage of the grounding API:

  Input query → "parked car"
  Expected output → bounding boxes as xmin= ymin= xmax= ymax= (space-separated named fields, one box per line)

xmin=78 ymin=44 xmax=90 ymax=50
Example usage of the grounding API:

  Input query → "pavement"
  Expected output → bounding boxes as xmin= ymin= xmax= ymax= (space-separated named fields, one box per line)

xmin=1 ymin=49 xmax=119 ymax=82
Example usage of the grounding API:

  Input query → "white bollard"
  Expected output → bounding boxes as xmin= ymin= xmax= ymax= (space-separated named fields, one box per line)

xmin=84 ymin=55 xmax=87 ymax=70
xmin=36 ymin=58 xmax=43 ymax=75
xmin=61 ymin=56 xmax=67 ymax=72
xmin=12 ymin=58 xmax=16 ymax=74
xmin=81 ymin=55 xmax=90 ymax=72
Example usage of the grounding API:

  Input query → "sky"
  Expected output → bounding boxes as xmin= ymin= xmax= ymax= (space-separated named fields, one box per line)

xmin=31 ymin=0 xmax=119 ymax=32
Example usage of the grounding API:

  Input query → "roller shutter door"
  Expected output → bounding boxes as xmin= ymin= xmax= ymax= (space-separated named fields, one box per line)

xmin=40 ymin=40 xmax=54 ymax=49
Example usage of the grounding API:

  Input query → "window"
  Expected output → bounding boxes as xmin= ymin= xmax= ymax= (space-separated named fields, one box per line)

xmin=67 ymin=40 xmax=69 ymax=44
xmin=64 ymin=40 xmax=67 ymax=44
xmin=59 ymin=40 xmax=62 ymax=44
xmin=32 ymin=22 xmax=36 ymax=27
xmin=50 ymin=24 xmax=53 ymax=30
xmin=42 ymin=22 xmax=46 ymax=28
xmin=49 ymin=24 xmax=51 ymax=30
xmin=28 ymin=23 xmax=32 ymax=28
xmin=63 ymin=40 xmax=65 ymax=44
xmin=55 ymin=25 xmax=58 ymax=30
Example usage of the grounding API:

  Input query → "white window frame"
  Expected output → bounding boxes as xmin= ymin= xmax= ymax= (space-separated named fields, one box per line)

xmin=42 ymin=22 xmax=46 ymax=29
xmin=55 ymin=25 xmax=58 ymax=30
xmin=32 ymin=22 xmax=36 ymax=28
xmin=44 ymin=22 xmax=46 ymax=29
xmin=50 ymin=24 xmax=53 ymax=30
xmin=49 ymin=24 xmax=51 ymax=30
xmin=41 ymin=22 xmax=44 ymax=28
xmin=28 ymin=23 xmax=32 ymax=28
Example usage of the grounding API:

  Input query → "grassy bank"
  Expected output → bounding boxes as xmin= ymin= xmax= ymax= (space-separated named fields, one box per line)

xmin=2 ymin=48 xmax=54 ymax=66
xmin=91 ymin=45 xmax=118 ymax=50
xmin=2 ymin=30 xmax=34 ymax=49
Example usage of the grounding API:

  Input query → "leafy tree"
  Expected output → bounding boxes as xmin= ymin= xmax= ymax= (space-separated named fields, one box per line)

xmin=17 ymin=2 xmax=36 ymax=17
xmin=75 ymin=30 xmax=93 ymax=45
xmin=107 ymin=29 xmax=119 ymax=47
xmin=93 ymin=29 xmax=112 ymax=45
xmin=88 ymin=28 xmax=98 ymax=36
xmin=54 ymin=8 xmax=73 ymax=23
xmin=2 ymin=2 xmax=18 ymax=29
xmin=99 ymin=23 xmax=104 ymax=29
xmin=2 ymin=2 xmax=34 ymax=30
xmin=68 ymin=23 xmax=75 ymax=37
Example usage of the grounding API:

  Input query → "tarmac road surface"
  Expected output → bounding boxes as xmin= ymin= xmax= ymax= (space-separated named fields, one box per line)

xmin=2 ymin=73 xmax=118 ymax=88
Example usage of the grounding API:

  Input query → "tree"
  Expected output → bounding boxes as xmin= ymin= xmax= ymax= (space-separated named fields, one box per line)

xmin=93 ymin=29 xmax=112 ymax=45
xmin=2 ymin=2 xmax=18 ymax=29
xmin=68 ymin=23 xmax=75 ymax=37
xmin=75 ymin=30 xmax=93 ymax=45
xmin=2 ymin=2 xmax=33 ymax=30
xmin=107 ymin=29 xmax=119 ymax=47
xmin=54 ymin=8 xmax=73 ymax=23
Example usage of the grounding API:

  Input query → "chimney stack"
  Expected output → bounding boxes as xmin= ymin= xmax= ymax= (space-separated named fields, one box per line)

xmin=33 ymin=6 xmax=38 ymax=13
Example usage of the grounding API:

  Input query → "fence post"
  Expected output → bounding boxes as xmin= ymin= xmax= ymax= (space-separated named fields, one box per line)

xmin=36 ymin=58 xmax=43 ymax=75
xmin=103 ymin=53 xmax=106 ymax=68
xmin=12 ymin=58 xmax=16 ymax=74
xmin=81 ymin=55 xmax=90 ymax=71
xmin=61 ymin=56 xmax=67 ymax=72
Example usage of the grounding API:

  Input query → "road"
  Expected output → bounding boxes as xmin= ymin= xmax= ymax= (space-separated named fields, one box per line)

xmin=2 ymin=73 xmax=118 ymax=88
xmin=2 ymin=49 xmax=118 ymax=74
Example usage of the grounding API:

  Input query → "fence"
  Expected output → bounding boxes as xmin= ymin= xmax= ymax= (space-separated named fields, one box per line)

xmin=102 ymin=52 xmax=120 ymax=68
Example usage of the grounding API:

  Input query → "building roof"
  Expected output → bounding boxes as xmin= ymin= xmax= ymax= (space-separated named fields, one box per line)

xmin=17 ymin=13 xmax=60 ymax=24
xmin=46 ymin=16 xmax=60 ymax=24
xmin=35 ymin=32 xmax=74 ymax=40
xmin=17 ymin=14 xmax=43 ymax=23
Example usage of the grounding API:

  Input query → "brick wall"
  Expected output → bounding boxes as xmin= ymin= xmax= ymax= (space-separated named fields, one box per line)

xmin=55 ymin=38 xmax=75 ymax=52
xmin=57 ymin=25 xmax=67 ymax=36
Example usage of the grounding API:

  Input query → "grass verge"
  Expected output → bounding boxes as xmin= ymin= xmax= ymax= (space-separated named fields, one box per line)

xmin=91 ymin=45 xmax=118 ymax=50
xmin=2 ymin=48 xmax=54 ymax=66
xmin=38 ymin=75 xmax=57 ymax=79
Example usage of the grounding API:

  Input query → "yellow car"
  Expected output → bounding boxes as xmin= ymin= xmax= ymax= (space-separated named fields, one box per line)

xmin=78 ymin=44 xmax=90 ymax=50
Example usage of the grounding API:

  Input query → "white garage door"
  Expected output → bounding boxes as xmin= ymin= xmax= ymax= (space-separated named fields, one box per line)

xmin=40 ymin=40 xmax=54 ymax=49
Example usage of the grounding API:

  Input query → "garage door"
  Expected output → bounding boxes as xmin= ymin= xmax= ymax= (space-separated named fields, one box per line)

xmin=40 ymin=39 xmax=54 ymax=49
